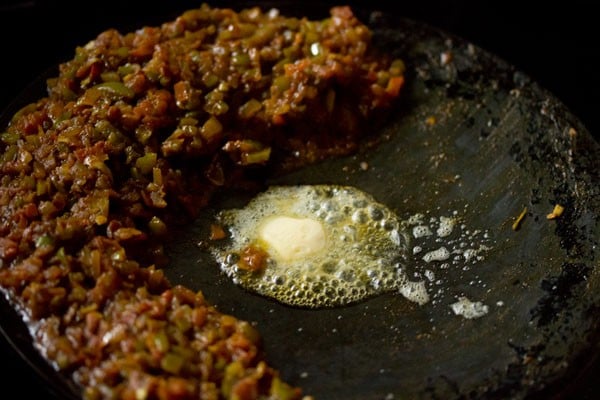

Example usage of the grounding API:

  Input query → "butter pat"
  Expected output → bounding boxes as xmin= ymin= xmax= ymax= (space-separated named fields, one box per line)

xmin=259 ymin=216 xmax=326 ymax=262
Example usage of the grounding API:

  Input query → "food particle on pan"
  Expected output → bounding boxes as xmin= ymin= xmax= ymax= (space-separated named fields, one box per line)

xmin=440 ymin=50 xmax=453 ymax=66
xmin=425 ymin=115 xmax=437 ymax=126
xmin=209 ymin=223 xmax=227 ymax=240
xmin=0 ymin=3 xmax=406 ymax=399
xmin=512 ymin=206 xmax=528 ymax=231
xmin=546 ymin=204 xmax=565 ymax=220
xmin=211 ymin=184 xmax=429 ymax=308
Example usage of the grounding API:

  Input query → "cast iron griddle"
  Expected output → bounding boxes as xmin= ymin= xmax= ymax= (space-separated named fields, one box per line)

xmin=0 ymin=2 xmax=598 ymax=400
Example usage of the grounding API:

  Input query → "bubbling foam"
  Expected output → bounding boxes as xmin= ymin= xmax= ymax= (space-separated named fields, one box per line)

xmin=211 ymin=185 xmax=426 ymax=308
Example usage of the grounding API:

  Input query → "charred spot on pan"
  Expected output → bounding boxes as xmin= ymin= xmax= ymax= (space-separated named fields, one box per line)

xmin=531 ymin=262 xmax=591 ymax=327
xmin=509 ymin=141 xmax=524 ymax=163
xmin=550 ymin=196 xmax=586 ymax=257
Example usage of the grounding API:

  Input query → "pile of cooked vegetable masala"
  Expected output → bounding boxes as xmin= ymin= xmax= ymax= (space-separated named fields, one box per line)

xmin=0 ymin=3 xmax=404 ymax=399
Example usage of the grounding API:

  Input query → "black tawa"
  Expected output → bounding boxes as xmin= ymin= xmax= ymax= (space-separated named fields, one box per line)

xmin=1 ymin=1 xmax=598 ymax=399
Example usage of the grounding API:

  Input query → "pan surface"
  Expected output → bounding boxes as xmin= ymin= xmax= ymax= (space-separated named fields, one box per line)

xmin=0 ymin=2 xmax=598 ymax=399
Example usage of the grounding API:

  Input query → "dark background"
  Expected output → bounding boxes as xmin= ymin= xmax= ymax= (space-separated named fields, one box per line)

xmin=0 ymin=1 xmax=598 ymax=399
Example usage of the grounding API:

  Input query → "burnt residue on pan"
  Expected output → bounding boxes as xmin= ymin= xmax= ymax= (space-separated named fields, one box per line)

xmin=1 ymin=2 xmax=598 ymax=400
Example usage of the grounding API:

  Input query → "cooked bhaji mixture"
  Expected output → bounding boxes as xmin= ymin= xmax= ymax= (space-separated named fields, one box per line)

xmin=0 ymin=3 xmax=404 ymax=399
